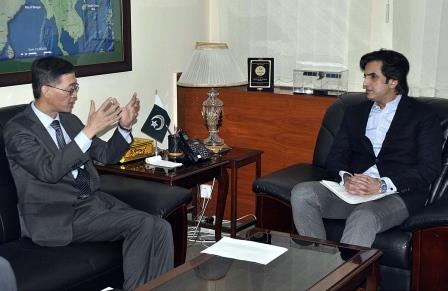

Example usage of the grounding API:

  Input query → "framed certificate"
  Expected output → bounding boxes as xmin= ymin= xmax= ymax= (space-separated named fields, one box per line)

xmin=247 ymin=58 xmax=274 ymax=91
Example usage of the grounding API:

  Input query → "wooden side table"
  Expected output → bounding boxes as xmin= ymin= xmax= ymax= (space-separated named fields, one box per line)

xmin=221 ymin=147 xmax=263 ymax=237
xmin=95 ymin=158 xmax=229 ymax=243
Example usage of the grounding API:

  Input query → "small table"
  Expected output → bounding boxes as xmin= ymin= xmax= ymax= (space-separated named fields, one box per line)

xmin=136 ymin=228 xmax=382 ymax=291
xmin=220 ymin=147 xmax=263 ymax=237
xmin=96 ymin=158 xmax=229 ymax=242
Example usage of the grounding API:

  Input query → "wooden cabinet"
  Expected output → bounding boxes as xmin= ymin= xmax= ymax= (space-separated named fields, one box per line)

xmin=177 ymin=86 xmax=335 ymax=220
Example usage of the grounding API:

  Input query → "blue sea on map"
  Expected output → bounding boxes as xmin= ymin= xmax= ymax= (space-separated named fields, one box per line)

xmin=5 ymin=0 xmax=62 ymax=59
xmin=62 ymin=0 xmax=114 ymax=55
xmin=0 ymin=0 xmax=114 ymax=60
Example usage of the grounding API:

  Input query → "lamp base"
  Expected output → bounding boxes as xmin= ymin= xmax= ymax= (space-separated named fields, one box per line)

xmin=205 ymin=143 xmax=231 ymax=154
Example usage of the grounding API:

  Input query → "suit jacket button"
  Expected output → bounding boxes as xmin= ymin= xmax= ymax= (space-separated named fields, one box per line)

xmin=375 ymin=158 xmax=380 ymax=163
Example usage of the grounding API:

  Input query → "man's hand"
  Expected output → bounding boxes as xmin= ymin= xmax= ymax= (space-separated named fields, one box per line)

xmin=83 ymin=98 xmax=122 ymax=139
xmin=119 ymin=92 xmax=140 ymax=130
xmin=344 ymin=173 xmax=381 ymax=196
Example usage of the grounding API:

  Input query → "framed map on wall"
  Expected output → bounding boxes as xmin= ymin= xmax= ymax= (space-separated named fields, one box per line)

xmin=0 ymin=0 xmax=131 ymax=87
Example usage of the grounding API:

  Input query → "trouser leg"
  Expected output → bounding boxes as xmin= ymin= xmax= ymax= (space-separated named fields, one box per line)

xmin=0 ymin=257 xmax=17 ymax=291
xmin=72 ymin=192 xmax=174 ymax=291
xmin=291 ymin=181 xmax=355 ymax=240
xmin=341 ymin=194 xmax=409 ymax=247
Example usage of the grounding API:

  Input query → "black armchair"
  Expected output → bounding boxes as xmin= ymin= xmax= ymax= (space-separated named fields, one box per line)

xmin=0 ymin=104 xmax=192 ymax=291
xmin=253 ymin=92 xmax=448 ymax=290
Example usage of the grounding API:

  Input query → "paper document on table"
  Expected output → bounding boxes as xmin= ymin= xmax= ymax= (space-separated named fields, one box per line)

xmin=145 ymin=155 xmax=182 ymax=168
xmin=320 ymin=180 xmax=397 ymax=204
xmin=201 ymin=237 xmax=288 ymax=265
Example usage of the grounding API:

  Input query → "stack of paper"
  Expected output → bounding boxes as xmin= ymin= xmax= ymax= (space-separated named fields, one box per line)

xmin=201 ymin=237 xmax=287 ymax=265
xmin=145 ymin=155 xmax=182 ymax=168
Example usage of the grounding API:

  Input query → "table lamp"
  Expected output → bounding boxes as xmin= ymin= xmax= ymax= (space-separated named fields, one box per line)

xmin=177 ymin=42 xmax=247 ymax=153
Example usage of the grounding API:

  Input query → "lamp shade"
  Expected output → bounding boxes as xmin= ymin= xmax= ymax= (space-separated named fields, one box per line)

xmin=177 ymin=42 xmax=247 ymax=87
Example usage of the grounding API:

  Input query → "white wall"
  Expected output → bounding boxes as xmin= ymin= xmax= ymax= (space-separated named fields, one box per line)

xmin=394 ymin=0 xmax=448 ymax=98
xmin=0 ymin=0 xmax=209 ymax=144
xmin=210 ymin=0 xmax=394 ymax=93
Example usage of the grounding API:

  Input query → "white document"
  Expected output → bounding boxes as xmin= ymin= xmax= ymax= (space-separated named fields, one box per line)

xmin=145 ymin=155 xmax=183 ymax=168
xmin=320 ymin=180 xmax=396 ymax=204
xmin=201 ymin=237 xmax=288 ymax=265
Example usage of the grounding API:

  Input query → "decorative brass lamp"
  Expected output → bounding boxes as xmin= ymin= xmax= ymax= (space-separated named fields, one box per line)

xmin=177 ymin=42 xmax=246 ymax=153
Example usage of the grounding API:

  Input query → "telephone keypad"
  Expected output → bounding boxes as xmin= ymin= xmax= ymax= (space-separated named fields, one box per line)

xmin=188 ymin=140 xmax=212 ymax=160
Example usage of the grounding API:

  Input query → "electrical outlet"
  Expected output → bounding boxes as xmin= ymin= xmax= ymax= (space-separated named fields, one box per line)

xmin=200 ymin=184 xmax=212 ymax=199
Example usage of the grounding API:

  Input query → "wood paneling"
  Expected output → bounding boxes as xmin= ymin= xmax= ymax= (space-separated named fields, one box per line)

xmin=412 ymin=227 xmax=448 ymax=290
xmin=177 ymin=86 xmax=335 ymax=220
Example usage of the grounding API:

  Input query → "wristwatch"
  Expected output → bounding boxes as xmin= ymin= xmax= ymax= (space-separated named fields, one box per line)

xmin=379 ymin=179 xmax=387 ymax=193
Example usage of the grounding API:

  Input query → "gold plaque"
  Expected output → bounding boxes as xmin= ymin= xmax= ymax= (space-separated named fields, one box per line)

xmin=119 ymin=137 xmax=154 ymax=163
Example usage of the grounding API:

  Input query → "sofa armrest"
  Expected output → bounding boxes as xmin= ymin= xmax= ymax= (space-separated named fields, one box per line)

xmin=100 ymin=174 xmax=192 ymax=217
xmin=252 ymin=163 xmax=328 ymax=203
xmin=401 ymin=199 xmax=448 ymax=232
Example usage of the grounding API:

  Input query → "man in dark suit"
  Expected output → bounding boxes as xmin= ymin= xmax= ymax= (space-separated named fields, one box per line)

xmin=4 ymin=57 xmax=173 ymax=290
xmin=291 ymin=49 xmax=443 ymax=247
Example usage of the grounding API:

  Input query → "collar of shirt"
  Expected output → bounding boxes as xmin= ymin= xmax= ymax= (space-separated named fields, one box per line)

xmin=372 ymin=95 xmax=402 ymax=113
xmin=31 ymin=101 xmax=61 ymax=129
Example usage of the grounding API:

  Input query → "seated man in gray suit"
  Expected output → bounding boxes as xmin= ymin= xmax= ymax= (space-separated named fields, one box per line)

xmin=4 ymin=56 xmax=173 ymax=290
xmin=291 ymin=49 xmax=442 ymax=247
xmin=0 ymin=256 xmax=17 ymax=291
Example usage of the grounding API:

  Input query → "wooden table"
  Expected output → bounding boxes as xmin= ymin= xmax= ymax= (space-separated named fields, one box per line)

xmin=96 ymin=157 xmax=229 ymax=241
xmin=220 ymin=147 xmax=263 ymax=237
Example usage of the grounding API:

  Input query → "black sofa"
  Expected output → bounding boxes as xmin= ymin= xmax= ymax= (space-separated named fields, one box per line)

xmin=0 ymin=104 xmax=192 ymax=291
xmin=253 ymin=92 xmax=448 ymax=290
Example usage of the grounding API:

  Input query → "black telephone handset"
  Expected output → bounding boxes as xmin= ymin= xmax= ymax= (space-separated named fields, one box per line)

xmin=178 ymin=130 xmax=212 ymax=163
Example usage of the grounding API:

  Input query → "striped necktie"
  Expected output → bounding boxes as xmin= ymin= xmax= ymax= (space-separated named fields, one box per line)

xmin=50 ymin=120 xmax=91 ymax=199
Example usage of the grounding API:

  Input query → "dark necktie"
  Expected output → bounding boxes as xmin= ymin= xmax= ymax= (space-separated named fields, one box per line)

xmin=50 ymin=120 xmax=91 ymax=199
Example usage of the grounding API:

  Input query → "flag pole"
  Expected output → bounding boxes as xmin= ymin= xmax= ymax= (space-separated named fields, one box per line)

xmin=154 ymin=89 xmax=158 ymax=156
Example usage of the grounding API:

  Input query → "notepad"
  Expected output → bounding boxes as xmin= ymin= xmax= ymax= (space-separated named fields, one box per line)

xmin=145 ymin=155 xmax=183 ymax=168
xmin=320 ymin=180 xmax=397 ymax=204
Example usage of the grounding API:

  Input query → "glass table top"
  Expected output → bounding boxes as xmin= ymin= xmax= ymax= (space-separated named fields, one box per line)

xmin=139 ymin=229 xmax=379 ymax=291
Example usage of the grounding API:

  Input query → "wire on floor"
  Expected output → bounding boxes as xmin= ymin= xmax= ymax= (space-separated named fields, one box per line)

xmin=187 ymin=178 xmax=215 ymax=247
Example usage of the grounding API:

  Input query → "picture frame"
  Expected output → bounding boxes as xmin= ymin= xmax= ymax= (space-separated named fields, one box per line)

xmin=0 ymin=0 xmax=132 ymax=87
xmin=247 ymin=58 xmax=274 ymax=91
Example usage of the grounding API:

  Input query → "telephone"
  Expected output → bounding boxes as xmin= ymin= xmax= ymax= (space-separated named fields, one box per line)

xmin=177 ymin=130 xmax=212 ymax=163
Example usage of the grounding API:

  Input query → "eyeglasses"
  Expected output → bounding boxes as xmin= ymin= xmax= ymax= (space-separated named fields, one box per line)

xmin=46 ymin=83 xmax=80 ymax=96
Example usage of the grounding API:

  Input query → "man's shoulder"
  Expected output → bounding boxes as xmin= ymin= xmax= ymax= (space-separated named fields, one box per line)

xmin=401 ymin=96 xmax=440 ymax=116
xmin=4 ymin=105 xmax=33 ymax=130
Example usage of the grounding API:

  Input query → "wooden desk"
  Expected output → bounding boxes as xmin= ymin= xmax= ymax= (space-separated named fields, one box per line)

xmin=96 ymin=158 xmax=229 ymax=241
xmin=177 ymin=86 xmax=335 ymax=219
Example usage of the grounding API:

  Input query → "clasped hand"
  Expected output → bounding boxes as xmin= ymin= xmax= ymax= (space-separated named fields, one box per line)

xmin=83 ymin=92 xmax=140 ymax=139
xmin=344 ymin=173 xmax=381 ymax=196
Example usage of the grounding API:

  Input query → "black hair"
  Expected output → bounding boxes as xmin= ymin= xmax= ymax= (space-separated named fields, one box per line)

xmin=31 ymin=56 xmax=75 ymax=99
xmin=360 ymin=49 xmax=410 ymax=95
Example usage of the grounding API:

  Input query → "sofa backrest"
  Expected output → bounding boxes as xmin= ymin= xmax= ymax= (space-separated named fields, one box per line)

xmin=313 ymin=92 xmax=448 ymax=204
xmin=0 ymin=104 xmax=27 ymax=243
